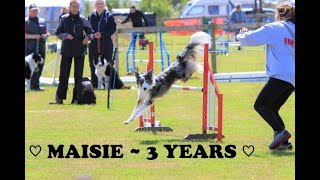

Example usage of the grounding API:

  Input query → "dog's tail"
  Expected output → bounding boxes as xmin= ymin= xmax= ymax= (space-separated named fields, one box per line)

xmin=177 ymin=31 xmax=212 ymax=73
xmin=189 ymin=31 xmax=212 ymax=50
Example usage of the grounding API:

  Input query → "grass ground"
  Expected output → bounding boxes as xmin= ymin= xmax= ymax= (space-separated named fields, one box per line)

xmin=26 ymin=32 xmax=295 ymax=179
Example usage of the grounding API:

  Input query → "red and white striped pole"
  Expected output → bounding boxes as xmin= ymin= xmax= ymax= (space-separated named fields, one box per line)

xmin=202 ymin=44 xmax=209 ymax=134
xmin=139 ymin=42 xmax=156 ymax=127
xmin=148 ymin=42 xmax=156 ymax=127
xmin=202 ymin=43 xmax=223 ymax=142
xmin=217 ymin=90 xmax=223 ymax=141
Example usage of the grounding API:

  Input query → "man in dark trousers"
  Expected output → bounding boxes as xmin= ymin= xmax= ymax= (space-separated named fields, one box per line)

xmin=119 ymin=5 xmax=148 ymax=49
xmin=49 ymin=0 xmax=94 ymax=104
xmin=25 ymin=3 xmax=50 ymax=91
xmin=87 ymin=0 xmax=116 ymax=89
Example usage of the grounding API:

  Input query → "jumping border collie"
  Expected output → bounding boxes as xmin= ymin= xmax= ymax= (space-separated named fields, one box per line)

xmin=25 ymin=53 xmax=44 ymax=90
xmin=124 ymin=31 xmax=212 ymax=124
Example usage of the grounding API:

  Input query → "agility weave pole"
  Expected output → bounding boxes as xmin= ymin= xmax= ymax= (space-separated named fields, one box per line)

xmin=184 ymin=44 xmax=224 ymax=141
xmin=134 ymin=42 xmax=173 ymax=132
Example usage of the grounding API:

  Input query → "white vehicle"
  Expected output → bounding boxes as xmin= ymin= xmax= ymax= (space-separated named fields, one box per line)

xmin=180 ymin=0 xmax=255 ymax=18
xmin=242 ymin=7 xmax=275 ymax=23
xmin=110 ymin=8 xmax=130 ymax=16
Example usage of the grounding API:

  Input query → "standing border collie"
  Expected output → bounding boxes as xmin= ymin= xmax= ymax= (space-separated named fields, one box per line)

xmin=124 ymin=32 xmax=212 ymax=124
xmin=25 ymin=53 xmax=44 ymax=90
xmin=94 ymin=53 xmax=131 ymax=90
xmin=93 ymin=54 xmax=110 ymax=90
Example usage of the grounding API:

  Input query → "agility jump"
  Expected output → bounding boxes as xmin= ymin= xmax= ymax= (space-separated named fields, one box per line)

xmin=184 ymin=44 xmax=223 ymax=141
xmin=132 ymin=42 xmax=223 ymax=141
xmin=134 ymin=42 xmax=173 ymax=132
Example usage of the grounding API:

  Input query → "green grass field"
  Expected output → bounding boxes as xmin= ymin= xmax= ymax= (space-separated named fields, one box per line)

xmin=26 ymin=33 xmax=295 ymax=179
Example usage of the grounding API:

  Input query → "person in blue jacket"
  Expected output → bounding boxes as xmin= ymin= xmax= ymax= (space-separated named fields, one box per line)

xmin=236 ymin=1 xmax=295 ymax=150
xmin=87 ymin=0 xmax=116 ymax=89
xmin=229 ymin=2 xmax=247 ymax=50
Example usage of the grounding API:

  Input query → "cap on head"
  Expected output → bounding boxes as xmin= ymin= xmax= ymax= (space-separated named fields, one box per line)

xmin=29 ymin=4 xmax=39 ymax=11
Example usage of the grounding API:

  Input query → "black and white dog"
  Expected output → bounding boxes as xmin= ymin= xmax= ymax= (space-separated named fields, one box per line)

xmin=94 ymin=54 xmax=111 ymax=90
xmin=124 ymin=31 xmax=212 ymax=124
xmin=75 ymin=77 xmax=96 ymax=105
xmin=25 ymin=53 xmax=44 ymax=90
xmin=93 ymin=53 xmax=130 ymax=90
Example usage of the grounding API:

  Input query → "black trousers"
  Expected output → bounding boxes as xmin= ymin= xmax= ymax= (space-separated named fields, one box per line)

xmin=254 ymin=77 xmax=295 ymax=132
xmin=89 ymin=39 xmax=113 ymax=88
xmin=56 ymin=55 xmax=84 ymax=102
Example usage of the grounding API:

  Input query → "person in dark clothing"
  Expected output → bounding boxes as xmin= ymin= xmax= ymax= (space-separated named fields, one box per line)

xmin=121 ymin=5 xmax=148 ymax=27
xmin=49 ymin=0 xmax=94 ymax=105
xmin=59 ymin=6 xmax=69 ymax=21
xmin=119 ymin=5 xmax=149 ymax=50
xmin=25 ymin=4 xmax=49 ymax=91
xmin=87 ymin=0 xmax=116 ymax=89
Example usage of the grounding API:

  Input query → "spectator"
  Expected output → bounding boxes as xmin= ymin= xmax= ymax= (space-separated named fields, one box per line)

xmin=118 ymin=5 xmax=149 ymax=50
xmin=49 ymin=0 xmax=94 ymax=104
xmin=59 ymin=6 xmax=69 ymax=21
xmin=236 ymin=1 xmax=295 ymax=150
xmin=87 ymin=0 xmax=116 ymax=89
xmin=229 ymin=2 xmax=247 ymax=50
xmin=25 ymin=3 xmax=50 ymax=91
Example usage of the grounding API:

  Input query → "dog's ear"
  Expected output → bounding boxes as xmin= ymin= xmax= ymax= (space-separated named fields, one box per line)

xmin=32 ymin=53 xmax=42 ymax=61
xmin=145 ymin=69 xmax=153 ymax=81
xmin=134 ymin=70 xmax=140 ymax=80
xmin=134 ymin=70 xmax=141 ymax=85
xmin=147 ymin=68 xmax=153 ymax=75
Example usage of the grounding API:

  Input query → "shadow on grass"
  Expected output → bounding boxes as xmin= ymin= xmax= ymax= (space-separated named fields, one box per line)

xmin=140 ymin=140 xmax=160 ymax=145
xmin=270 ymin=150 xmax=295 ymax=156
xmin=139 ymin=138 xmax=224 ymax=145
xmin=251 ymin=150 xmax=295 ymax=158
